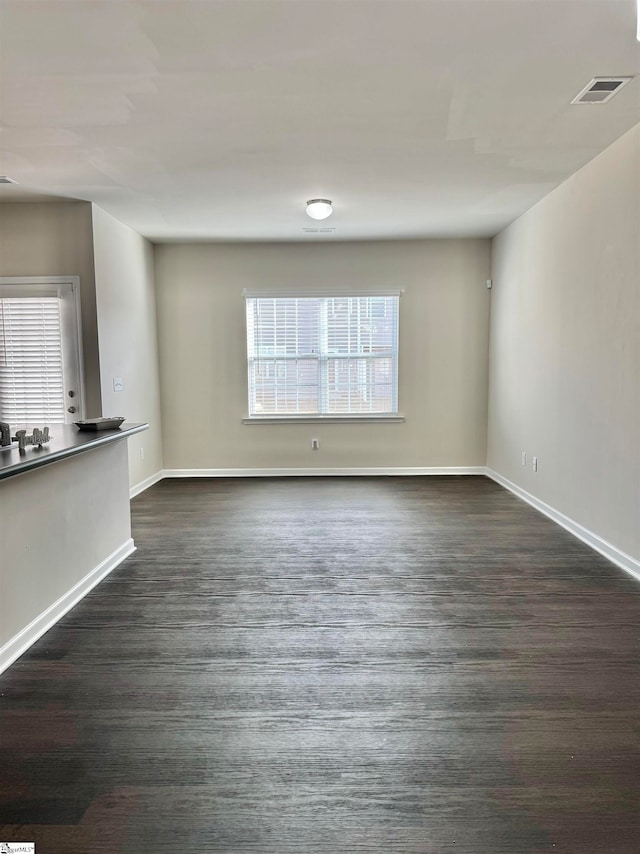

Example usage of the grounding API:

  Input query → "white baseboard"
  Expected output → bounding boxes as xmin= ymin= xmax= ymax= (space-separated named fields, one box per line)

xmin=162 ymin=466 xmax=486 ymax=478
xmin=485 ymin=468 xmax=640 ymax=583
xmin=130 ymin=469 xmax=164 ymax=498
xmin=0 ymin=538 xmax=136 ymax=676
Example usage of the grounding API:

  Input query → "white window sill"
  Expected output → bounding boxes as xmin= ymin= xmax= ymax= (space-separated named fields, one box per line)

xmin=242 ymin=414 xmax=405 ymax=424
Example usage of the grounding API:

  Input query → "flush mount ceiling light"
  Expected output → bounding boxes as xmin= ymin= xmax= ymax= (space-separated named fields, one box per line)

xmin=306 ymin=199 xmax=333 ymax=220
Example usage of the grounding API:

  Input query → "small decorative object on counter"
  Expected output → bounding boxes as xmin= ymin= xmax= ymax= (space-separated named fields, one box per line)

xmin=0 ymin=421 xmax=12 ymax=448
xmin=1 ymin=420 xmax=19 ymax=452
xmin=15 ymin=426 xmax=51 ymax=452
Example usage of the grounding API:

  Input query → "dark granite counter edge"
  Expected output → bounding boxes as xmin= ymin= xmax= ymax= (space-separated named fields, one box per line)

xmin=0 ymin=422 xmax=149 ymax=482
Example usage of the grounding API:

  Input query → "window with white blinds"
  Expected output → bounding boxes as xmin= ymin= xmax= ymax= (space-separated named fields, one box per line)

xmin=0 ymin=278 xmax=83 ymax=426
xmin=0 ymin=298 xmax=66 ymax=423
xmin=246 ymin=295 xmax=399 ymax=416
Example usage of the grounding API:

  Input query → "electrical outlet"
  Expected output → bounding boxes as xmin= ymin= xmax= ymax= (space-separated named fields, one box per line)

xmin=113 ymin=377 xmax=124 ymax=392
xmin=311 ymin=438 xmax=319 ymax=450
xmin=532 ymin=456 xmax=538 ymax=472
xmin=521 ymin=451 xmax=527 ymax=466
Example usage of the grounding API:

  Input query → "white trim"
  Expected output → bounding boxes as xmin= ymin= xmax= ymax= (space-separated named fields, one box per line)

xmin=485 ymin=468 xmax=640 ymax=583
xmin=162 ymin=466 xmax=485 ymax=478
xmin=130 ymin=469 xmax=164 ymax=498
xmin=0 ymin=538 xmax=135 ymax=676
xmin=0 ymin=274 xmax=81 ymax=290
xmin=242 ymin=415 xmax=405 ymax=424
xmin=243 ymin=287 xmax=404 ymax=298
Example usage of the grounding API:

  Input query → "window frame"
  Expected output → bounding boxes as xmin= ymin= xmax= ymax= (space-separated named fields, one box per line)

xmin=243 ymin=289 xmax=404 ymax=424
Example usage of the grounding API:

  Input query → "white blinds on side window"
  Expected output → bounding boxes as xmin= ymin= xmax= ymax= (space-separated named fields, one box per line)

xmin=0 ymin=297 xmax=67 ymax=424
xmin=246 ymin=295 xmax=399 ymax=416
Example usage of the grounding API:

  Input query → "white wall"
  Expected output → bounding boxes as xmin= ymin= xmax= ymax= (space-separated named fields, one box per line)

xmin=92 ymin=205 xmax=163 ymax=489
xmin=0 ymin=201 xmax=102 ymax=415
xmin=154 ymin=239 xmax=491 ymax=471
xmin=488 ymin=124 xmax=640 ymax=563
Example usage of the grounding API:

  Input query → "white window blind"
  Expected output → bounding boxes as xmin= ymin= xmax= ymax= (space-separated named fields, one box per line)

xmin=246 ymin=295 xmax=399 ymax=416
xmin=0 ymin=297 xmax=67 ymax=424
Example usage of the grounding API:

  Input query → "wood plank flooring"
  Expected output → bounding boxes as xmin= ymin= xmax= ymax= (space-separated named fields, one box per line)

xmin=1 ymin=475 xmax=639 ymax=853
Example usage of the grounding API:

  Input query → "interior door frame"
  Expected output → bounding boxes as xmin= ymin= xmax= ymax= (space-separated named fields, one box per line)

xmin=0 ymin=275 xmax=86 ymax=422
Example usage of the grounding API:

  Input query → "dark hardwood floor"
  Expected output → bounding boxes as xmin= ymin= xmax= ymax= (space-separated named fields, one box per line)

xmin=1 ymin=476 xmax=639 ymax=853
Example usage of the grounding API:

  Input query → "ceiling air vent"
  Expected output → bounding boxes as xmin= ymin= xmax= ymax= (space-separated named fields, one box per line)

xmin=0 ymin=176 xmax=17 ymax=184
xmin=302 ymin=227 xmax=336 ymax=233
xmin=571 ymin=77 xmax=633 ymax=104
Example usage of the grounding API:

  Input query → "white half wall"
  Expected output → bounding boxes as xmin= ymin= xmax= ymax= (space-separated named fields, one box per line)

xmin=154 ymin=239 xmax=491 ymax=470
xmin=92 ymin=205 xmax=164 ymax=489
xmin=0 ymin=440 xmax=133 ymax=672
xmin=488 ymin=124 xmax=640 ymax=563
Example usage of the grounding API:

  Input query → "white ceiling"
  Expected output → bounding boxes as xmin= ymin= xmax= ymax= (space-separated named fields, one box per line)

xmin=1 ymin=0 xmax=639 ymax=242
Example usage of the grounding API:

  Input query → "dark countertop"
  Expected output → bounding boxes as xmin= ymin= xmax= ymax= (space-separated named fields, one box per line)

xmin=0 ymin=422 xmax=148 ymax=482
